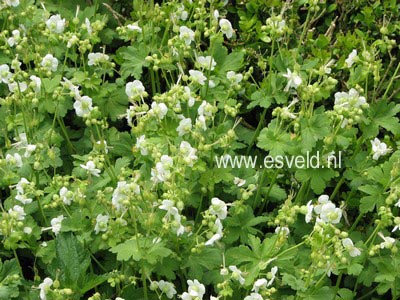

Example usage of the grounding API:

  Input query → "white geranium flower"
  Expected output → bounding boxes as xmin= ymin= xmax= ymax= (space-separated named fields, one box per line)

xmin=319 ymin=202 xmax=342 ymax=224
xmin=7 ymin=29 xmax=20 ymax=47
xmin=371 ymin=138 xmax=391 ymax=160
xmin=151 ymin=155 xmax=173 ymax=183
xmin=125 ymin=80 xmax=146 ymax=99
xmin=233 ymin=177 xmax=246 ymax=187
xmin=15 ymin=194 xmax=33 ymax=204
xmin=244 ymin=293 xmax=263 ymax=300
xmin=8 ymin=81 xmax=27 ymax=93
xmin=159 ymin=199 xmax=179 ymax=220
xmin=189 ymin=70 xmax=207 ymax=85
xmin=195 ymin=115 xmax=207 ymax=131
xmin=127 ymin=23 xmax=142 ymax=33
xmin=219 ymin=19 xmax=234 ymax=38
xmin=314 ymin=194 xmax=330 ymax=214
xmin=157 ymin=280 xmax=177 ymax=299
xmin=282 ymin=68 xmax=302 ymax=91
xmin=197 ymin=100 xmax=213 ymax=117
xmin=24 ymin=227 xmax=32 ymax=234
xmin=334 ymin=88 xmax=367 ymax=109
xmin=179 ymin=26 xmax=195 ymax=46
xmin=24 ymin=144 xmax=36 ymax=158
xmin=5 ymin=153 xmax=23 ymax=168
xmin=80 ymin=160 xmax=101 ymax=177
xmin=177 ymin=118 xmax=192 ymax=136
xmin=345 ymin=49 xmax=357 ymax=67
xmin=252 ymin=278 xmax=268 ymax=293
xmin=8 ymin=205 xmax=25 ymax=221
xmin=30 ymin=75 xmax=41 ymax=93
xmin=342 ymin=238 xmax=361 ymax=257
xmin=39 ymin=277 xmax=53 ymax=300
xmin=59 ymin=187 xmax=73 ymax=205
xmin=46 ymin=14 xmax=66 ymax=34
xmin=85 ymin=18 xmax=92 ymax=34
xmin=88 ymin=52 xmax=109 ymax=66
xmin=205 ymin=218 xmax=223 ymax=246
xmin=50 ymin=215 xmax=64 ymax=235
xmin=41 ymin=54 xmax=58 ymax=72
xmin=305 ymin=200 xmax=314 ymax=223
xmin=209 ymin=197 xmax=228 ymax=220
xmin=149 ymin=102 xmax=168 ymax=119
xmin=94 ymin=214 xmax=109 ymax=234
xmin=275 ymin=226 xmax=290 ymax=236
xmin=267 ymin=266 xmax=278 ymax=286
xmin=227 ymin=71 xmax=243 ymax=85
xmin=0 ymin=64 xmax=12 ymax=83
xmin=73 ymin=95 xmax=93 ymax=117
xmin=136 ymin=135 xmax=148 ymax=155
xmin=378 ymin=232 xmax=396 ymax=249
xmin=184 ymin=86 xmax=195 ymax=107
xmin=187 ymin=279 xmax=205 ymax=299
xmin=180 ymin=141 xmax=198 ymax=166
xmin=196 ymin=56 xmax=216 ymax=70
xmin=229 ymin=265 xmax=245 ymax=285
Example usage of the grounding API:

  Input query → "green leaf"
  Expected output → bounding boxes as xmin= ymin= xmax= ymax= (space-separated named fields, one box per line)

xmin=110 ymin=239 xmax=141 ymax=261
xmin=303 ymin=286 xmax=335 ymax=300
xmin=118 ymin=44 xmax=150 ymax=80
xmin=337 ymin=288 xmax=354 ymax=300
xmin=347 ymin=263 xmax=363 ymax=276
xmin=282 ymin=273 xmax=306 ymax=291
xmin=295 ymin=167 xmax=337 ymax=194
xmin=257 ymin=120 xmax=294 ymax=156
xmin=56 ymin=232 xmax=91 ymax=289
xmin=300 ymin=108 xmax=330 ymax=152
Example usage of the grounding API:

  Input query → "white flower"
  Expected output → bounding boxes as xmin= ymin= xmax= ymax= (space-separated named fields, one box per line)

xmin=334 ymin=88 xmax=367 ymax=109
xmin=205 ymin=218 xmax=223 ymax=246
xmin=149 ymin=102 xmax=168 ymax=119
xmin=5 ymin=153 xmax=23 ymax=168
xmin=209 ymin=197 xmax=228 ymax=220
xmin=8 ymin=205 xmax=25 ymax=221
xmin=179 ymin=26 xmax=195 ymax=46
xmin=395 ymin=199 xmax=400 ymax=207
xmin=67 ymin=34 xmax=79 ymax=48
xmin=85 ymin=18 xmax=92 ymax=34
xmin=15 ymin=194 xmax=32 ymax=204
xmin=62 ymin=77 xmax=80 ymax=99
xmin=267 ymin=266 xmax=278 ymax=286
xmin=180 ymin=141 xmax=198 ymax=166
xmin=244 ymin=293 xmax=263 ymax=300
xmin=7 ymin=29 xmax=20 ymax=47
xmin=252 ymin=278 xmax=268 ymax=292
xmin=39 ymin=277 xmax=53 ymax=300
xmin=24 ymin=144 xmax=36 ymax=158
xmin=80 ymin=160 xmax=101 ymax=177
xmin=151 ymin=155 xmax=173 ymax=183
xmin=227 ymin=71 xmax=243 ymax=85
xmin=233 ymin=177 xmax=246 ymax=187
xmin=0 ymin=64 xmax=12 ymax=83
xmin=74 ymin=95 xmax=93 ymax=117
xmin=342 ymin=238 xmax=361 ymax=257
xmin=136 ymin=135 xmax=148 ymax=155
xmin=275 ymin=226 xmax=290 ymax=236
xmin=30 ymin=75 xmax=41 ymax=93
xmin=196 ymin=56 xmax=216 ymax=70
xmin=50 ymin=215 xmax=64 ymax=235
xmin=187 ymin=279 xmax=205 ymax=299
xmin=197 ymin=100 xmax=213 ymax=117
xmin=41 ymin=54 xmax=58 ymax=72
xmin=371 ymin=138 xmax=391 ymax=160
xmin=88 ymin=52 xmax=109 ymax=66
xmin=184 ymin=86 xmax=195 ymax=107
xmin=112 ymin=181 xmax=140 ymax=211
xmin=59 ymin=187 xmax=73 ymax=205
xmin=345 ymin=49 xmax=357 ymax=68
xmin=196 ymin=115 xmax=207 ymax=131
xmin=160 ymin=199 xmax=179 ymax=219
xmin=228 ymin=265 xmax=245 ymax=285
xmin=126 ymin=80 xmax=146 ymax=99
xmin=219 ymin=19 xmax=234 ymax=39
xmin=319 ymin=202 xmax=342 ymax=224
xmin=282 ymin=68 xmax=302 ymax=91
xmin=127 ymin=23 xmax=142 ymax=33
xmin=314 ymin=194 xmax=330 ymax=214
xmin=189 ymin=70 xmax=207 ymax=85
xmin=378 ymin=232 xmax=396 ymax=249
xmin=323 ymin=59 xmax=336 ymax=74
xmin=24 ymin=227 xmax=32 ymax=234
xmin=157 ymin=280 xmax=177 ymax=299
xmin=8 ymin=81 xmax=27 ymax=93
xmin=94 ymin=214 xmax=109 ymax=234
xmin=177 ymin=118 xmax=192 ymax=136
xmin=46 ymin=14 xmax=66 ymax=34
xmin=305 ymin=200 xmax=314 ymax=223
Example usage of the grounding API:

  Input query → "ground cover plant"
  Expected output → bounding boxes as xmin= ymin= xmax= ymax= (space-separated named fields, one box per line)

xmin=0 ymin=0 xmax=400 ymax=299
